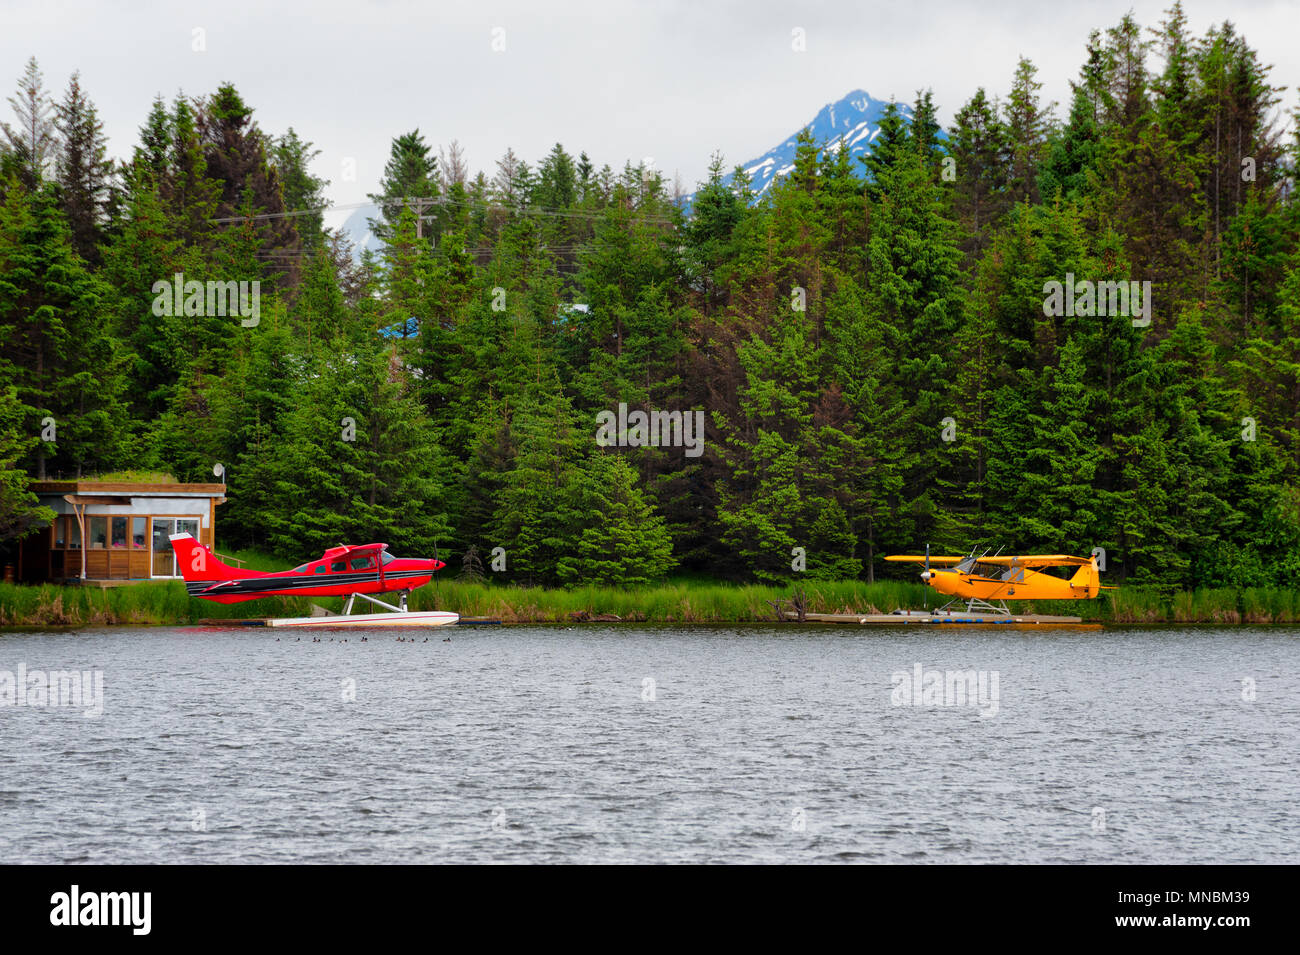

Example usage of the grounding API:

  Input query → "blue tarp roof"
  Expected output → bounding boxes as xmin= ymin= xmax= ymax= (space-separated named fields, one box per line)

xmin=379 ymin=316 xmax=420 ymax=338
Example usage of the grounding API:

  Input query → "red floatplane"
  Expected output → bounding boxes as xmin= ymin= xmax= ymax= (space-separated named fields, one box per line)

xmin=168 ymin=533 xmax=458 ymax=628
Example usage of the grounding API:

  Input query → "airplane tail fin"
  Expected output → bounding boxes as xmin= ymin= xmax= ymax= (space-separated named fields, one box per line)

xmin=1068 ymin=554 xmax=1103 ymax=598
xmin=168 ymin=533 xmax=247 ymax=582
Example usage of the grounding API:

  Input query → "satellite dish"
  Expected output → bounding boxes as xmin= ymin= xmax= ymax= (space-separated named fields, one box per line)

xmin=213 ymin=463 xmax=225 ymax=479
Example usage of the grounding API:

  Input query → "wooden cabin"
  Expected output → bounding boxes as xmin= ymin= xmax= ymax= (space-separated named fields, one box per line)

xmin=17 ymin=481 xmax=226 ymax=583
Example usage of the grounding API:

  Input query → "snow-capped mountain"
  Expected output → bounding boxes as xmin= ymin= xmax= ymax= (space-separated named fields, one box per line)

xmin=336 ymin=89 xmax=914 ymax=254
xmin=719 ymin=89 xmax=912 ymax=202
xmin=337 ymin=203 xmax=385 ymax=258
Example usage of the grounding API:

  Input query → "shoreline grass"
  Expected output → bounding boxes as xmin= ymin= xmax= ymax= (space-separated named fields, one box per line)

xmin=2 ymin=578 xmax=1299 ymax=628
xmin=0 ymin=580 xmax=309 ymax=628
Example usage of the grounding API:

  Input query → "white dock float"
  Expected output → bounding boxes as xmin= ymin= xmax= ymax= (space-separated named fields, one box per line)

xmin=266 ymin=610 xmax=460 ymax=629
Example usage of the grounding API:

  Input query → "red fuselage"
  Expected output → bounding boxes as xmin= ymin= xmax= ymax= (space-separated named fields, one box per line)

xmin=169 ymin=535 xmax=444 ymax=604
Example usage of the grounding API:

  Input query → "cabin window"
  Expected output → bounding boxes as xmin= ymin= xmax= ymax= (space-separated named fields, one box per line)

xmin=330 ymin=561 xmax=346 ymax=572
xmin=350 ymin=556 xmax=374 ymax=571
xmin=111 ymin=516 xmax=128 ymax=549
xmin=88 ymin=517 xmax=108 ymax=549
xmin=131 ymin=517 xmax=147 ymax=549
xmin=65 ymin=516 xmax=81 ymax=550
xmin=151 ymin=522 xmax=172 ymax=575
xmin=313 ymin=566 xmax=326 ymax=575
xmin=150 ymin=518 xmax=201 ymax=577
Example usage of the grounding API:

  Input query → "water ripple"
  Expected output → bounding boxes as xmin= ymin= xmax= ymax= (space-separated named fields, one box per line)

xmin=1 ymin=624 xmax=1297 ymax=863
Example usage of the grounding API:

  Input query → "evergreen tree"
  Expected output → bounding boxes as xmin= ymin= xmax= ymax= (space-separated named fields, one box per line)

xmin=534 ymin=142 xmax=577 ymax=209
xmin=488 ymin=387 xmax=588 ymax=586
xmin=199 ymin=83 xmax=300 ymax=288
xmin=102 ymin=162 xmax=200 ymax=420
xmin=134 ymin=96 xmax=171 ymax=184
xmin=272 ymin=128 xmax=328 ymax=251
xmin=256 ymin=335 xmax=453 ymax=560
xmin=1004 ymin=57 xmax=1054 ymax=206
xmin=159 ymin=95 xmax=221 ymax=247
xmin=911 ymin=88 xmax=944 ymax=173
xmin=948 ymin=87 xmax=1011 ymax=261
xmin=1038 ymin=79 xmax=1101 ymax=203
xmin=53 ymin=72 xmax=113 ymax=263
xmin=685 ymin=152 xmax=746 ymax=310
xmin=865 ymin=144 xmax=966 ymax=547
xmin=558 ymin=452 xmax=676 ymax=586
xmin=714 ymin=306 xmax=861 ymax=582
xmin=0 ymin=384 xmax=53 ymax=542
xmin=368 ymin=129 xmax=438 ymax=244
xmin=0 ymin=183 xmax=129 ymax=478
xmin=860 ymin=101 xmax=910 ymax=199
xmin=820 ymin=274 xmax=905 ymax=578
xmin=1101 ymin=13 xmax=1151 ymax=129
xmin=1 ymin=57 xmax=57 ymax=188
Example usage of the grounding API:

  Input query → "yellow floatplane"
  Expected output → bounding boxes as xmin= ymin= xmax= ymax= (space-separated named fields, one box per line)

xmin=885 ymin=548 xmax=1113 ymax=615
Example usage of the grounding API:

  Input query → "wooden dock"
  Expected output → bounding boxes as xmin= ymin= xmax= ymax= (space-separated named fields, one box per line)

xmin=783 ymin=610 xmax=1099 ymax=628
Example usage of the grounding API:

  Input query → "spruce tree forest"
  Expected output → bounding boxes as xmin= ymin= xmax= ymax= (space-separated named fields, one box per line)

xmin=2 ymin=7 xmax=1299 ymax=595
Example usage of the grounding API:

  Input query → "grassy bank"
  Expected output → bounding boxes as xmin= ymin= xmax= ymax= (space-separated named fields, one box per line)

xmin=4 ymin=577 xmax=1300 ymax=627
xmin=0 ymin=580 xmax=309 ymax=627
xmin=409 ymin=580 xmax=1300 ymax=624
xmin=410 ymin=578 xmax=935 ymax=622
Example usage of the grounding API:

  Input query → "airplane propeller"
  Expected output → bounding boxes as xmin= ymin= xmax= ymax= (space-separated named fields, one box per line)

xmin=922 ymin=542 xmax=931 ymax=609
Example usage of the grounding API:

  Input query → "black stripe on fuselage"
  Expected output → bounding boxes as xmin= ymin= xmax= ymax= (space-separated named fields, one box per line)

xmin=186 ymin=570 xmax=431 ymax=596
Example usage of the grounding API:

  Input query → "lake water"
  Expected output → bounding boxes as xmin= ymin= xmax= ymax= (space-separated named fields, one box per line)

xmin=1 ymin=624 xmax=1296 ymax=864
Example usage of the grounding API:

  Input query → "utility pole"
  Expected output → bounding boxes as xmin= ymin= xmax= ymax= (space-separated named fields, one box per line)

xmin=407 ymin=197 xmax=438 ymax=241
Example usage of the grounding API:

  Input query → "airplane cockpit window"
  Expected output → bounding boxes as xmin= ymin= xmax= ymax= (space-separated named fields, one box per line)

xmin=380 ymin=552 xmax=395 ymax=566
xmin=350 ymin=556 xmax=374 ymax=571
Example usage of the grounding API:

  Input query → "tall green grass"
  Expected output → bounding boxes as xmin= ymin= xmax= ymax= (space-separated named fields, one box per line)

xmin=92 ymin=470 xmax=179 ymax=483
xmin=1240 ymin=587 xmax=1300 ymax=624
xmin=3 ymin=576 xmax=1298 ymax=627
xmin=1106 ymin=587 xmax=1174 ymax=623
xmin=404 ymin=578 xmax=935 ymax=623
xmin=0 ymin=580 xmax=308 ymax=627
xmin=1171 ymin=588 xmax=1239 ymax=623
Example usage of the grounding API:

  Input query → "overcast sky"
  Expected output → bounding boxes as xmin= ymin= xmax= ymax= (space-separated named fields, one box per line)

xmin=4 ymin=0 xmax=1297 ymax=226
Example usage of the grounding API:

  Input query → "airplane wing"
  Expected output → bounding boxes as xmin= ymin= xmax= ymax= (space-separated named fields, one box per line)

xmin=321 ymin=543 xmax=390 ymax=560
xmin=340 ymin=543 xmax=389 ymax=557
xmin=884 ymin=555 xmax=969 ymax=564
xmin=976 ymin=555 xmax=1092 ymax=567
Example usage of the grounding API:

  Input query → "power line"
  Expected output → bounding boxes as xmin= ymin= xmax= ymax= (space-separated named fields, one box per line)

xmin=209 ymin=194 xmax=676 ymax=227
xmin=207 ymin=199 xmax=374 ymax=224
xmin=253 ymin=243 xmax=600 ymax=258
